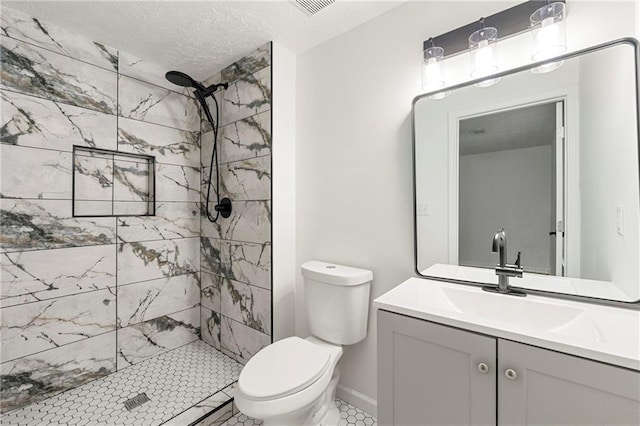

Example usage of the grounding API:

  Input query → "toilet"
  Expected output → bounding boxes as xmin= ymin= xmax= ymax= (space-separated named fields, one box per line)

xmin=235 ymin=260 xmax=373 ymax=426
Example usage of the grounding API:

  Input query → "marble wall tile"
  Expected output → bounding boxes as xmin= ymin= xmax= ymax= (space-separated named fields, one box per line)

xmin=221 ymin=201 xmax=271 ymax=244
xmin=1 ymin=37 xmax=117 ymax=114
xmin=1 ymin=244 xmax=116 ymax=307
xmin=200 ymin=237 xmax=223 ymax=276
xmin=217 ymin=110 xmax=271 ymax=165
xmin=117 ymin=75 xmax=200 ymax=132
xmin=113 ymin=158 xmax=151 ymax=202
xmin=220 ymin=316 xmax=270 ymax=364
xmin=1 ymin=145 xmax=72 ymax=199
xmin=118 ymin=237 xmax=199 ymax=285
xmin=118 ymin=116 xmax=200 ymax=167
xmin=73 ymin=149 xmax=113 ymax=201
xmin=220 ymin=156 xmax=271 ymax=201
xmin=1 ymin=6 xmax=118 ymax=71
xmin=156 ymin=163 xmax=200 ymax=202
xmin=220 ymin=43 xmax=271 ymax=84
xmin=112 ymin=201 xmax=150 ymax=216
xmin=221 ymin=279 xmax=271 ymax=335
xmin=0 ymin=332 xmax=116 ymax=412
xmin=220 ymin=66 xmax=271 ymax=126
xmin=117 ymin=273 xmax=200 ymax=328
xmin=201 ymin=206 xmax=223 ymax=239
xmin=0 ymin=198 xmax=116 ymax=253
xmin=201 ymin=272 xmax=222 ymax=312
xmin=1 ymin=288 xmax=116 ymax=362
xmin=116 ymin=307 xmax=199 ymax=369
xmin=1 ymin=91 xmax=117 ymax=151
xmin=201 ymin=306 xmax=221 ymax=350
xmin=118 ymin=51 xmax=193 ymax=93
xmin=220 ymin=241 xmax=271 ymax=289
xmin=117 ymin=202 xmax=200 ymax=243
xmin=73 ymin=200 xmax=113 ymax=216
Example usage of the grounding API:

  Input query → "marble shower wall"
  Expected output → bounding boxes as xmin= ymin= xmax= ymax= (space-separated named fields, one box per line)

xmin=200 ymin=43 xmax=273 ymax=364
xmin=0 ymin=7 xmax=201 ymax=411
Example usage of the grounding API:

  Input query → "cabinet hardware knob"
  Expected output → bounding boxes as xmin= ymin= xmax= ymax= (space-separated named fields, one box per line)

xmin=504 ymin=368 xmax=518 ymax=380
xmin=477 ymin=363 xmax=490 ymax=374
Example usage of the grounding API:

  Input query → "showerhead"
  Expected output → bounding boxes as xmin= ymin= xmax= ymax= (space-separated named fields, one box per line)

xmin=165 ymin=70 xmax=198 ymax=88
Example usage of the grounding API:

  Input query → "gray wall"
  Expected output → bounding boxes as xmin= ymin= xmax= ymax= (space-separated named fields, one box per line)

xmin=459 ymin=145 xmax=553 ymax=274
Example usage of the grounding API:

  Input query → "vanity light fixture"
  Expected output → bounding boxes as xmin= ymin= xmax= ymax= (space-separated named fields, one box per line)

xmin=530 ymin=2 xmax=567 ymax=73
xmin=469 ymin=19 xmax=500 ymax=87
xmin=421 ymin=1 xmax=567 ymax=92
xmin=422 ymin=40 xmax=449 ymax=99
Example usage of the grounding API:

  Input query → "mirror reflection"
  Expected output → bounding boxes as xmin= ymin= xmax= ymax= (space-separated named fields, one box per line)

xmin=413 ymin=40 xmax=640 ymax=302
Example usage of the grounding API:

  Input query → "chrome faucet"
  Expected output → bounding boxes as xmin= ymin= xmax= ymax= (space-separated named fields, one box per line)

xmin=490 ymin=228 xmax=524 ymax=294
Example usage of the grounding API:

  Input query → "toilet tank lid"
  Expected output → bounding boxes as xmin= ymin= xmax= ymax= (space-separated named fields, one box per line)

xmin=301 ymin=261 xmax=373 ymax=286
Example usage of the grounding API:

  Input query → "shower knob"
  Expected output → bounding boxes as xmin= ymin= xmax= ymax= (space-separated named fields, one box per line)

xmin=214 ymin=197 xmax=233 ymax=218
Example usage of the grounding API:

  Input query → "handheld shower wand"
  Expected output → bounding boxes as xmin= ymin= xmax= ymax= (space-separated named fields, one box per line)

xmin=165 ymin=71 xmax=231 ymax=222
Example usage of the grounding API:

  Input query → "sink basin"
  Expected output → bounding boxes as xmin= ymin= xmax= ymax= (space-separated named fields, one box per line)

xmin=438 ymin=286 xmax=602 ymax=342
xmin=374 ymin=278 xmax=640 ymax=370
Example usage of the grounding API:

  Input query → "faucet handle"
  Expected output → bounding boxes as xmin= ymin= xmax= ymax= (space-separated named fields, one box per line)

xmin=514 ymin=251 xmax=522 ymax=269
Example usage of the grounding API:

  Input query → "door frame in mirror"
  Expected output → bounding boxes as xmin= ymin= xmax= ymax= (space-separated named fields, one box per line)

xmin=411 ymin=38 xmax=640 ymax=308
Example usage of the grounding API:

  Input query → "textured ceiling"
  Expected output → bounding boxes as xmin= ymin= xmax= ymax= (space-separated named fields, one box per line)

xmin=460 ymin=102 xmax=557 ymax=156
xmin=4 ymin=0 xmax=404 ymax=80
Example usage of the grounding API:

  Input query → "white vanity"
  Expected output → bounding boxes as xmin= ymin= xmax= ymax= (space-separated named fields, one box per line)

xmin=374 ymin=278 xmax=640 ymax=425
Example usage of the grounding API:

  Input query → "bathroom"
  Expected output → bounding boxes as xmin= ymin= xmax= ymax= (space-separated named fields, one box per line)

xmin=1 ymin=0 xmax=639 ymax=425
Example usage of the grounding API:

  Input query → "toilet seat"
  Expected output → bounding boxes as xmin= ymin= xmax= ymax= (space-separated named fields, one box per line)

xmin=238 ymin=337 xmax=331 ymax=401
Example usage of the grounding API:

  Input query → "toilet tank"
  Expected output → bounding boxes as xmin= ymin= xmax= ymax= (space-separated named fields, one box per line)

xmin=301 ymin=261 xmax=373 ymax=345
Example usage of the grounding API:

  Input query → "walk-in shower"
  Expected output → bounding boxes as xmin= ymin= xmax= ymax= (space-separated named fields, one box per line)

xmin=165 ymin=70 xmax=231 ymax=222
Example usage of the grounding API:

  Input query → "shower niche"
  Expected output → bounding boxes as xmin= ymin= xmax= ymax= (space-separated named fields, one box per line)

xmin=72 ymin=146 xmax=156 ymax=217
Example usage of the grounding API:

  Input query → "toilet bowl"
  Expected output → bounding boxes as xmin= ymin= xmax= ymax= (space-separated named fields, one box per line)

xmin=235 ymin=336 xmax=343 ymax=426
xmin=235 ymin=261 xmax=373 ymax=426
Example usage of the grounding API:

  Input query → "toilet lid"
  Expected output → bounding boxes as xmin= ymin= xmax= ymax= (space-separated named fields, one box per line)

xmin=238 ymin=336 xmax=331 ymax=400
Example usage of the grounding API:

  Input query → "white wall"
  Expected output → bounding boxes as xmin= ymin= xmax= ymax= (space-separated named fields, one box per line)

xmin=272 ymin=43 xmax=297 ymax=341
xmin=578 ymin=44 xmax=640 ymax=299
xmin=295 ymin=0 xmax=638 ymax=413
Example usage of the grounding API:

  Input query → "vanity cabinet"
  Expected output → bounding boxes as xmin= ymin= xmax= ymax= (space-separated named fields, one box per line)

xmin=378 ymin=310 xmax=640 ymax=426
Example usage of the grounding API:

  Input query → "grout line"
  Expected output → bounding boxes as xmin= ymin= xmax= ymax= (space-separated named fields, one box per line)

xmin=2 ymin=235 xmax=202 ymax=255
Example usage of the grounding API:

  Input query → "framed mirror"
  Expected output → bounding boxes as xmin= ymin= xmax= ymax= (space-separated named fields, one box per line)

xmin=413 ymin=38 xmax=640 ymax=304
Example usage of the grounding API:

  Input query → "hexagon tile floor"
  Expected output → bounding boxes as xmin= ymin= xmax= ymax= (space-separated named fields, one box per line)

xmin=219 ymin=398 xmax=377 ymax=426
xmin=1 ymin=340 xmax=242 ymax=425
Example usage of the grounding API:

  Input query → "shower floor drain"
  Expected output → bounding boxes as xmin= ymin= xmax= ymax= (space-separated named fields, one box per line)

xmin=123 ymin=393 xmax=151 ymax=411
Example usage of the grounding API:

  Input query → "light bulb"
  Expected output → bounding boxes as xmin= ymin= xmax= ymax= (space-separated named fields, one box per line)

xmin=530 ymin=2 xmax=567 ymax=73
xmin=422 ymin=46 xmax=446 ymax=95
xmin=469 ymin=26 xmax=500 ymax=87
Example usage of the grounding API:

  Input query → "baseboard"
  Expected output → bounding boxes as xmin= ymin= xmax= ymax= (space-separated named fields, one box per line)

xmin=335 ymin=384 xmax=377 ymax=418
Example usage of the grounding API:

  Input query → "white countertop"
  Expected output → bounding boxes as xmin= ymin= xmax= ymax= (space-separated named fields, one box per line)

xmin=374 ymin=277 xmax=640 ymax=371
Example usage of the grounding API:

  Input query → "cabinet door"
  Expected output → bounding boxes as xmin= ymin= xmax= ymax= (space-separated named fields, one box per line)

xmin=378 ymin=310 xmax=496 ymax=426
xmin=498 ymin=339 xmax=640 ymax=425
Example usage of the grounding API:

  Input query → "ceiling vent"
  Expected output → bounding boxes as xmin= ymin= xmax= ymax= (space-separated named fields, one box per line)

xmin=290 ymin=0 xmax=336 ymax=16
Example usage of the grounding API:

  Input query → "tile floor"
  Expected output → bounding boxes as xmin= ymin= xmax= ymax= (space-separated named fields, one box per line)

xmin=219 ymin=398 xmax=377 ymax=426
xmin=2 ymin=340 xmax=377 ymax=426
xmin=2 ymin=340 xmax=241 ymax=425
